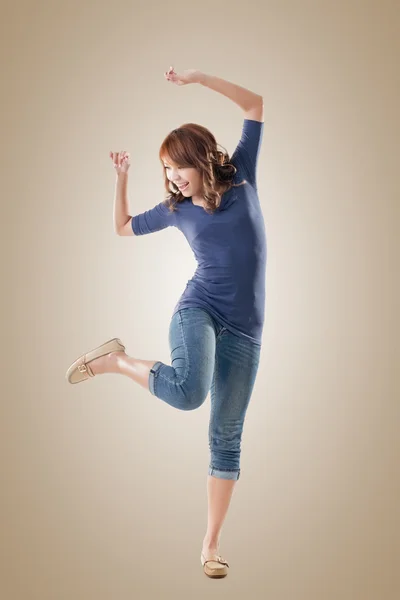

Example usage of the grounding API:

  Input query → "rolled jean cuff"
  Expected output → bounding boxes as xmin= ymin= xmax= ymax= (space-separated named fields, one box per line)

xmin=208 ymin=467 xmax=240 ymax=481
xmin=148 ymin=361 xmax=164 ymax=396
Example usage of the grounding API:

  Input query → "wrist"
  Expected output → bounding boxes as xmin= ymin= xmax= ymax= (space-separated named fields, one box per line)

xmin=197 ymin=71 xmax=208 ymax=85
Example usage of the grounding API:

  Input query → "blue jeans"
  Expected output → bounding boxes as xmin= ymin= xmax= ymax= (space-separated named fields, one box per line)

xmin=148 ymin=307 xmax=261 ymax=481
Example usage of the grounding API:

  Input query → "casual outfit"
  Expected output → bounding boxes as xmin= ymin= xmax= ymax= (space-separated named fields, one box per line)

xmin=131 ymin=119 xmax=266 ymax=346
xmin=131 ymin=119 xmax=267 ymax=481
xmin=149 ymin=307 xmax=261 ymax=480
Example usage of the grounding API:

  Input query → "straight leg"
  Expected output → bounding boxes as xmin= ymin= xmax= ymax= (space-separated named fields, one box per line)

xmin=202 ymin=328 xmax=261 ymax=560
xmin=202 ymin=475 xmax=236 ymax=555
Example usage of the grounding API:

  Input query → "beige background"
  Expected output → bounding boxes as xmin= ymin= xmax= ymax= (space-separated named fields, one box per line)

xmin=1 ymin=0 xmax=399 ymax=598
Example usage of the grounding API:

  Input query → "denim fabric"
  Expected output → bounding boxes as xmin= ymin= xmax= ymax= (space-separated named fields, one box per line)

xmin=149 ymin=307 xmax=261 ymax=480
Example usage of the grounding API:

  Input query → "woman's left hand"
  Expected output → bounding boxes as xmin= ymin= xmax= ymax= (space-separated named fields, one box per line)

xmin=164 ymin=66 xmax=202 ymax=86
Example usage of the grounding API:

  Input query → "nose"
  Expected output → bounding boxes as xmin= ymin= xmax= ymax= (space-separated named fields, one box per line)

xmin=171 ymin=171 xmax=183 ymax=183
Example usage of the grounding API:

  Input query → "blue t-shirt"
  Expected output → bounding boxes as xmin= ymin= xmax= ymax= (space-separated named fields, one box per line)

xmin=131 ymin=118 xmax=266 ymax=345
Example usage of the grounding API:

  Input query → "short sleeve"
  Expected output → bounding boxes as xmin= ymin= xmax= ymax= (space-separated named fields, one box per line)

xmin=131 ymin=201 xmax=176 ymax=235
xmin=230 ymin=119 xmax=264 ymax=188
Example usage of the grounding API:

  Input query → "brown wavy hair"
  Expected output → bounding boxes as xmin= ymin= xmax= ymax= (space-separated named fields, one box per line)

xmin=159 ymin=123 xmax=246 ymax=214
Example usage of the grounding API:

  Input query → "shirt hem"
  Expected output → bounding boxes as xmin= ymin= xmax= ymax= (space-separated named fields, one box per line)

xmin=172 ymin=300 xmax=263 ymax=346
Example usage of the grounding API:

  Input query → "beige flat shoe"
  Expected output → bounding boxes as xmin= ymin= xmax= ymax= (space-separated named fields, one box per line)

xmin=201 ymin=552 xmax=229 ymax=578
xmin=66 ymin=337 xmax=125 ymax=384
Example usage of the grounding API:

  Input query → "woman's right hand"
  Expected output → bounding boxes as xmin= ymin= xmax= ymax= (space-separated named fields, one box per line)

xmin=110 ymin=150 xmax=130 ymax=174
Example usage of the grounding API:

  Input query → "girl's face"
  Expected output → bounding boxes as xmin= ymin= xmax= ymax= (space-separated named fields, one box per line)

xmin=163 ymin=159 xmax=203 ymax=196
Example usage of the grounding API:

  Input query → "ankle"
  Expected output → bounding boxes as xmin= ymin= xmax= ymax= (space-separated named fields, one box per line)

xmin=202 ymin=535 xmax=220 ymax=551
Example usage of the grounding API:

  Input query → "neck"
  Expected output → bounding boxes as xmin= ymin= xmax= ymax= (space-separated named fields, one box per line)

xmin=191 ymin=193 xmax=205 ymax=205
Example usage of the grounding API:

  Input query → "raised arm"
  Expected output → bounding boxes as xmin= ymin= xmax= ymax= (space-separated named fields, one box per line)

xmin=198 ymin=72 xmax=264 ymax=122
xmin=164 ymin=67 xmax=264 ymax=122
xmin=114 ymin=172 xmax=135 ymax=236
xmin=110 ymin=147 xmax=176 ymax=236
xmin=111 ymin=151 xmax=134 ymax=236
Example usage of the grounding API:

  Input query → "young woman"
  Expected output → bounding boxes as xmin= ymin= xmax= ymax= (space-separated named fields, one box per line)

xmin=66 ymin=67 xmax=265 ymax=579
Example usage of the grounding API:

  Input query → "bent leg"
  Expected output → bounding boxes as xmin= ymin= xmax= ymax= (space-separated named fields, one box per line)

xmin=148 ymin=307 xmax=217 ymax=411
xmin=85 ymin=308 xmax=217 ymax=411
xmin=81 ymin=350 xmax=161 ymax=390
